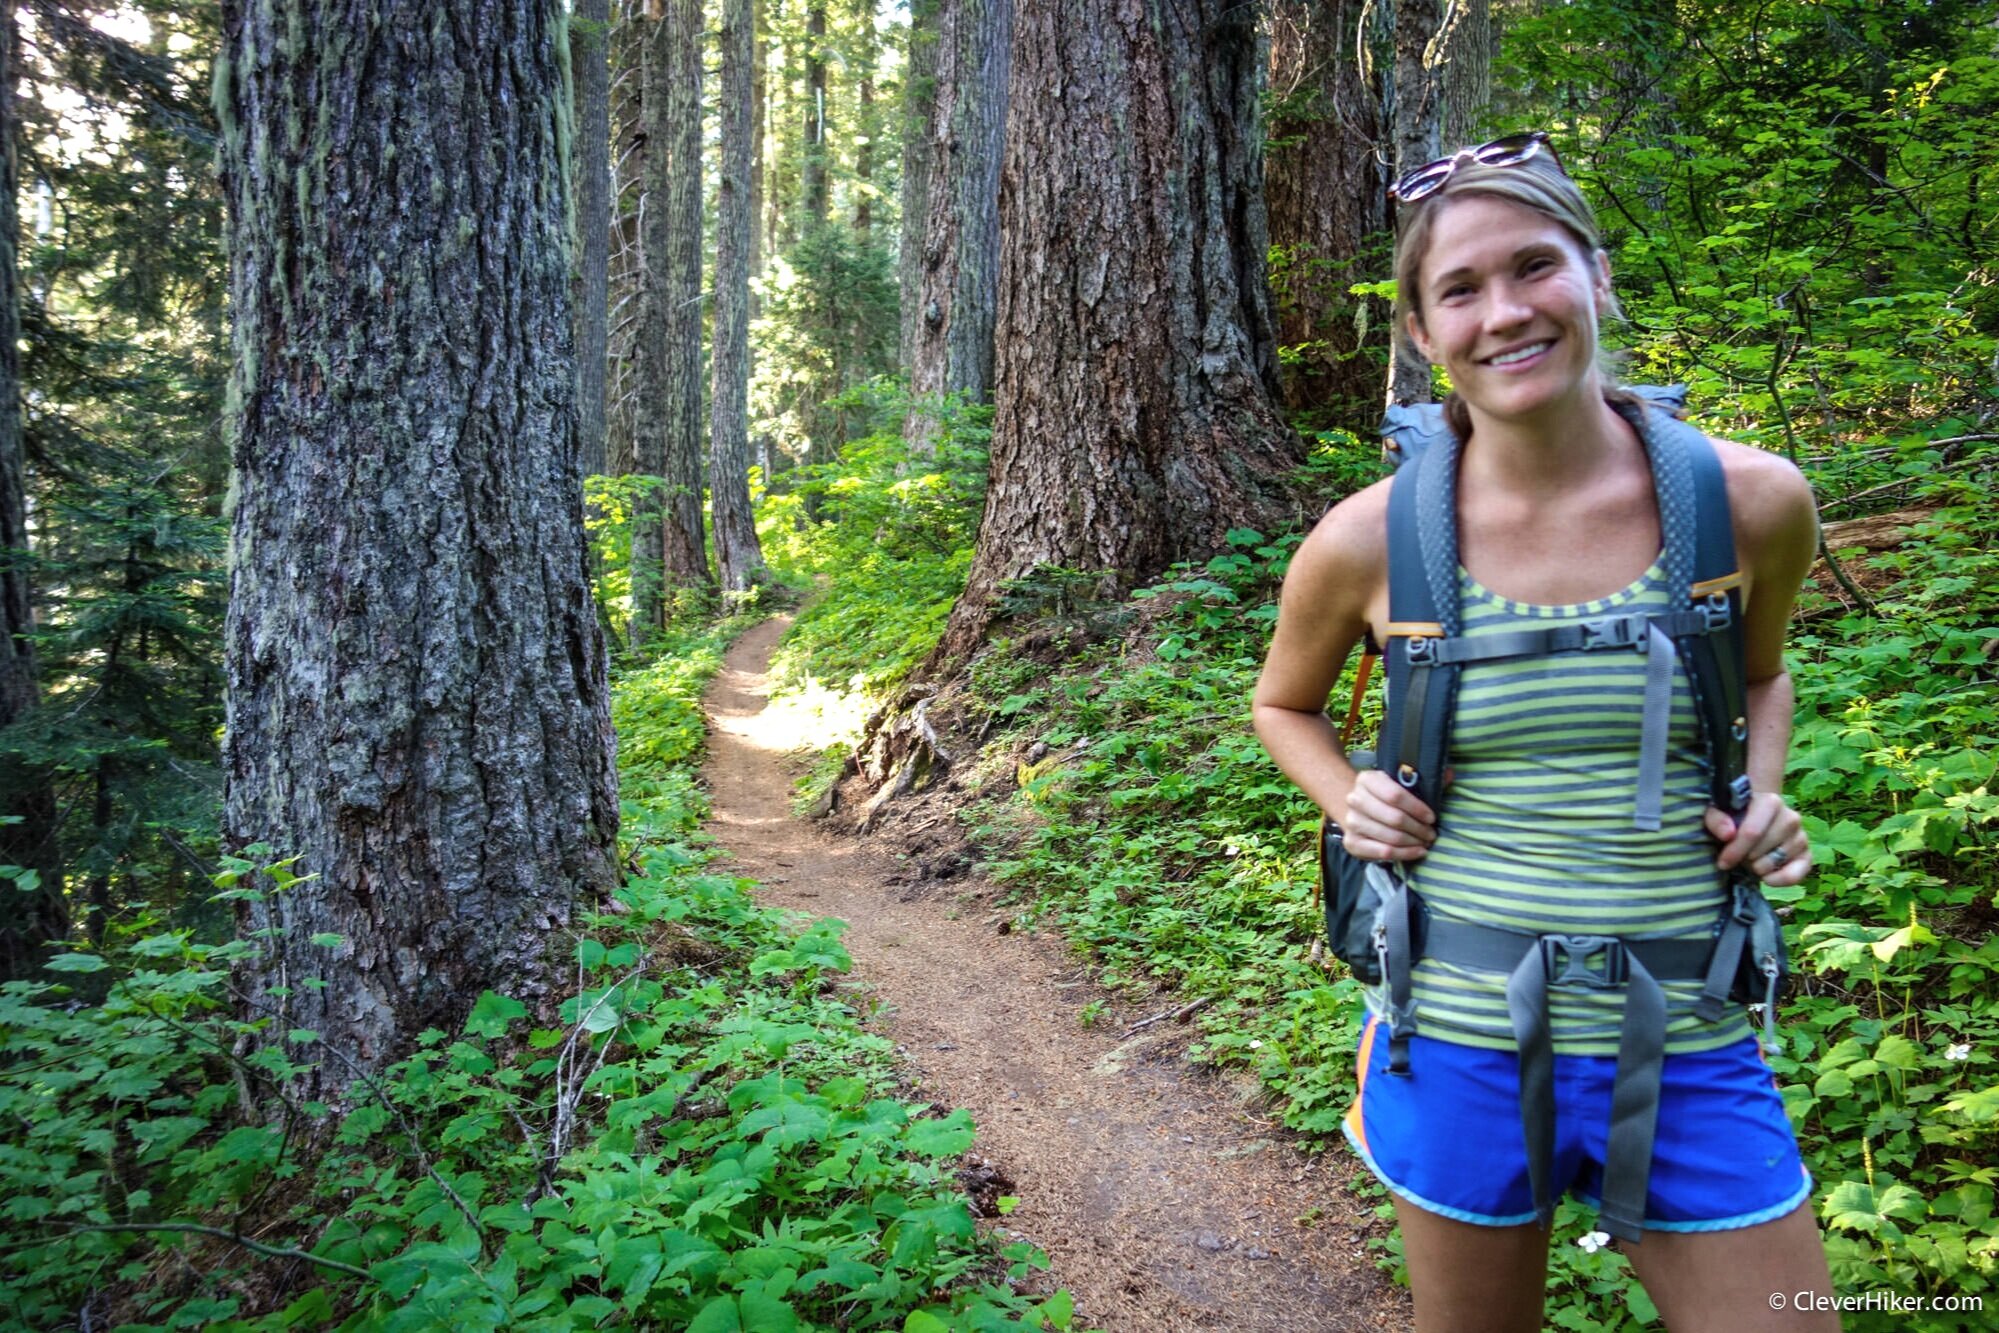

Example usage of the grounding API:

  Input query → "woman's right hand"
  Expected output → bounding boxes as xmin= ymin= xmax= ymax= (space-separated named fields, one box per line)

xmin=1337 ymin=769 xmax=1439 ymax=862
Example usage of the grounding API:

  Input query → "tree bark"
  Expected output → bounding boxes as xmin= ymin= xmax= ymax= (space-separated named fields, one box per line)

xmin=607 ymin=0 xmax=649 ymax=477
xmin=576 ymin=0 xmax=613 ymax=480
xmin=637 ymin=0 xmax=712 ymax=613
xmin=801 ymin=3 xmax=829 ymax=224
xmin=711 ymin=0 xmax=767 ymax=594
xmin=903 ymin=0 xmax=1011 ymax=452
xmin=897 ymin=0 xmax=941 ymax=370
xmin=1266 ymin=0 xmax=1391 ymax=422
xmin=852 ymin=0 xmax=877 ymax=233
xmin=1382 ymin=0 xmax=1490 ymax=408
xmin=748 ymin=0 xmax=766 ymax=318
xmin=217 ymin=0 xmax=620 ymax=1079
xmin=0 ymin=7 xmax=64 ymax=979
xmin=931 ymin=0 xmax=1301 ymax=668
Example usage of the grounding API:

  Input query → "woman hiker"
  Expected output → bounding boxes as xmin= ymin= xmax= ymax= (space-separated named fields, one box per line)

xmin=1251 ymin=134 xmax=1836 ymax=1332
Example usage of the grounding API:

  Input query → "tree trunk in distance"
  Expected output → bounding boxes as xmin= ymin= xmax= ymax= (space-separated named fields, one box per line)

xmin=606 ymin=0 xmax=649 ymax=480
xmin=904 ymin=0 xmax=1011 ymax=453
xmin=852 ymin=0 xmax=876 ymax=232
xmin=749 ymin=0 xmax=766 ymax=320
xmin=802 ymin=3 xmax=829 ymax=224
xmin=1385 ymin=0 xmax=1443 ymax=407
xmin=930 ymin=0 xmax=1300 ymax=669
xmin=576 ymin=0 xmax=613 ymax=480
xmin=1380 ymin=0 xmax=1492 ymax=409
xmin=217 ymin=0 xmax=619 ymax=1079
xmin=0 ymin=8 xmax=64 ymax=978
xmin=1266 ymin=0 xmax=1390 ymax=422
xmin=662 ymin=0 xmax=710 ymax=587
xmin=712 ymin=0 xmax=767 ymax=594
xmin=897 ymin=0 xmax=941 ymax=370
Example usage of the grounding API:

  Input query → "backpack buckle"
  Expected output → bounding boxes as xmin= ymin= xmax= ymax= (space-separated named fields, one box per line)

xmin=1579 ymin=616 xmax=1643 ymax=651
xmin=1699 ymin=593 xmax=1733 ymax=632
xmin=1539 ymin=934 xmax=1628 ymax=989
xmin=1405 ymin=635 xmax=1438 ymax=666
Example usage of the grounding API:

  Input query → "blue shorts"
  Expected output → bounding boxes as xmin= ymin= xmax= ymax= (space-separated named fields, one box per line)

xmin=1342 ymin=1014 xmax=1813 ymax=1232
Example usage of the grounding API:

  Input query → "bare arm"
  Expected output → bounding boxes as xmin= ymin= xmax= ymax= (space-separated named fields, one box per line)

xmin=1252 ymin=481 xmax=1439 ymax=862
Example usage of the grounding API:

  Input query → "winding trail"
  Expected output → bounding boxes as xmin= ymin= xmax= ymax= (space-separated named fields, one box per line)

xmin=701 ymin=617 xmax=1411 ymax=1332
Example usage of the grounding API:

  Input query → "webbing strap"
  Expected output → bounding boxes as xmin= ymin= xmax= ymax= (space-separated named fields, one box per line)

xmin=1633 ymin=621 xmax=1677 ymax=831
xmin=1413 ymin=610 xmax=1713 ymax=667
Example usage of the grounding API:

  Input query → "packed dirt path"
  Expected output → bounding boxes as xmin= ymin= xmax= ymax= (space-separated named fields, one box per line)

xmin=700 ymin=617 xmax=1412 ymax=1332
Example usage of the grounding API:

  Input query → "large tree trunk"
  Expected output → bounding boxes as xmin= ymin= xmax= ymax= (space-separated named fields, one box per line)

xmin=897 ymin=0 xmax=941 ymax=370
xmin=217 ymin=0 xmax=620 ymax=1079
xmin=903 ymin=0 xmax=1011 ymax=452
xmin=931 ymin=0 xmax=1301 ymax=668
xmin=1266 ymin=0 xmax=1391 ymax=423
xmin=852 ymin=0 xmax=876 ymax=233
xmin=749 ymin=0 xmax=766 ymax=318
xmin=0 ymin=8 xmax=63 ymax=979
xmin=711 ymin=0 xmax=767 ymax=594
xmin=607 ymin=0 xmax=648 ymax=478
xmin=801 ymin=3 xmax=829 ymax=224
xmin=576 ymin=0 xmax=613 ymax=480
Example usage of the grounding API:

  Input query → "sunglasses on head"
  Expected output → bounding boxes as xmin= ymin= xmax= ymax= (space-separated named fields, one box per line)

xmin=1390 ymin=131 xmax=1563 ymax=204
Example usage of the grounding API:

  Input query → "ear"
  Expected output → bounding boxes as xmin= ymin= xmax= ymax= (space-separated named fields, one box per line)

xmin=1592 ymin=250 xmax=1613 ymax=304
xmin=1405 ymin=310 xmax=1435 ymax=363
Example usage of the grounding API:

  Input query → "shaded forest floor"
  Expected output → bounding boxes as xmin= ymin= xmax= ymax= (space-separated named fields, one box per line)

xmin=701 ymin=616 xmax=1411 ymax=1332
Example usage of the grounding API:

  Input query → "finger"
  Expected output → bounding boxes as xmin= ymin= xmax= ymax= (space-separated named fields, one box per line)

xmin=1343 ymin=830 xmax=1429 ymax=863
xmin=1716 ymin=795 xmax=1780 ymax=870
xmin=1355 ymin=770 xmax=1439 ymax=823
xmin=1762 ymin=846 xmax=1812 ymax=887
xmin=1349 ymin=790 xmax=1437 ymax=846
xmin=1703 ymin=806 xmax=1736 ymax=844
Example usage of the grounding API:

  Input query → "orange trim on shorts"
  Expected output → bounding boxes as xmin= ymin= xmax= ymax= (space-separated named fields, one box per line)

xmin=1346 ymin=1014 xmax=1379 ymax=1153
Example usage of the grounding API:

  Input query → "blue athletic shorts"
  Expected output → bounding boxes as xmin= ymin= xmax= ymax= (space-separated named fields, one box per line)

xmin=1342 ymin=1013 xmax=1813 ymax=1232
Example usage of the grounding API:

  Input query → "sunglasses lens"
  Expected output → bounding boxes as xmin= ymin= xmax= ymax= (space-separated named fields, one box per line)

xmin=1471 ymin=133 xmax=1544 ymax=168
xmin=1393 ymin=164 xmax=1451 ymax=202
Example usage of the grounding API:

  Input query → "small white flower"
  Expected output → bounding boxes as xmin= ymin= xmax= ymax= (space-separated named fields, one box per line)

xmin=1248 ymin=1039 xmax=1263 ymax=1050
xmin=1946 ymin=1042 xmax=1972 ymax=1062
xmin=1224 ymin=843 xmax=1241 ymax=858
xmin=1576 ymin=1230 xmax=1611 ymax=1254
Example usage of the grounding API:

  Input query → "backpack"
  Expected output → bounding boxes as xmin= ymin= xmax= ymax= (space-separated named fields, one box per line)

xmin=1317 ymin=389 xmax=1791 ymax=1243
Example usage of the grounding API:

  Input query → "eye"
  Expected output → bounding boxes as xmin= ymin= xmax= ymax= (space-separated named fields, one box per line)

xmin=1522 ymin=254 xmax=1560 ymax=276
xmin=1438 ymin=280 xmax=1475 ymax=302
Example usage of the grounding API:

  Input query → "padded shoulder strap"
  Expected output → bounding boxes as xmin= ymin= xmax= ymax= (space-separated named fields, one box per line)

xmin=1622 ymin=401 xmax=1752 ymax=817
xmin=1377 ymin=433 xmax=1461 ymax=815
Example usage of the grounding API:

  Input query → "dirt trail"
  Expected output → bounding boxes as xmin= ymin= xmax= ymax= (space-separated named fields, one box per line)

xmin=701 ymin=617 xmax=1411 ymax=1332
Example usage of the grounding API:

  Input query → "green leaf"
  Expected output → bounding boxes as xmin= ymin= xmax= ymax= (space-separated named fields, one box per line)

xmin=904 ymin=1314 xmax=951 ymax=1333
xmin=686 ymin=1296 xmax=743 ymax=1333
xmin=903 ymin=1108 xmax=975 ymax=1158
xmin=45 ymin=952 xmax=109 ymax=972
xmin=464 ymin=990 xmax=528 ymax=1039
xmin=1874 ymin=1034 xmax=1921 ymax=1071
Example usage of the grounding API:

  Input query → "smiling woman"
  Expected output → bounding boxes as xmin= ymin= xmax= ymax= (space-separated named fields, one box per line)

xmin=1252 ymin=140 xmax=1835 ymax=1332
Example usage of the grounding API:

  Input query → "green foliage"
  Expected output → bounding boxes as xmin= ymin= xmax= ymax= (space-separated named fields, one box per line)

xmin=0 ymin=626 xmax=1070 ymax=1329
xmin=753 ymin=225 xmax=901 ymax=472
xmin=762 ymin=388 xmax=988 ymax=703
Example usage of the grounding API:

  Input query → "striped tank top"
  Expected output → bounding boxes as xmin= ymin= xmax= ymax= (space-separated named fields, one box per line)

xmin=1400 ymin=559 xmax=1752 ymax=1057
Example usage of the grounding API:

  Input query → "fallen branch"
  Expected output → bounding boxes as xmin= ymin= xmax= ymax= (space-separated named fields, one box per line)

xmin=63 ymin=1222 xmax=372 ymax=1282
xmin=1120 ymin=996 xmax=1212 ymax=1040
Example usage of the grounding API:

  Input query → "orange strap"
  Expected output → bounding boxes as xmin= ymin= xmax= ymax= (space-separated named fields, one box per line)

xmin=1340 ymin=652 xmax=1378 ymax=745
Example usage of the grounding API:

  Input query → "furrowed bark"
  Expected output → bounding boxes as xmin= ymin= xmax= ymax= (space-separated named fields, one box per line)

xmin=711 ymin=0 xmax=766 ymax=594
xmin=218 ymin=0 xmax=620 ymax=1081
xmin=930 ymin=0 xmax=1301 ymax=669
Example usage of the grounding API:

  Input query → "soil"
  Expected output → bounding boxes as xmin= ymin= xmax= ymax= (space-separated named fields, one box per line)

xmin=700 ymin=616 xmax=1413 ymax=1333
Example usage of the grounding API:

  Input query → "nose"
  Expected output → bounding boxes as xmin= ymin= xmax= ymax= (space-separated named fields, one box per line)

xmin=1482 ymin=281 xmax=1533 ymax=331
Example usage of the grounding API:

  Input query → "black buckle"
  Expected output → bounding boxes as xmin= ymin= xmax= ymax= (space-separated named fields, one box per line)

xmin=1539 ymin=934 xmax=1628 ymax=988
xmin=1579 ymin=617 xmax=1644 ymax=651
xmin=1699 ymin=593 xmax=1733 ymax=632
xmin=1406 ymin=636 xmax=1437 ymax=666
xmin=1729 ymin=879 xmax=1760 ymax=926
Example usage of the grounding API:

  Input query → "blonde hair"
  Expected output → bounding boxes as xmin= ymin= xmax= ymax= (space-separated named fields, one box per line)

xmin=1391 ymin=150 xmax=1631 ymax=439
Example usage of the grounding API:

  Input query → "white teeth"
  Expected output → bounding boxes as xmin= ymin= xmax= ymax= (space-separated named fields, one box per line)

xmin=1487 ymin=342 xmax=1550 ymax=366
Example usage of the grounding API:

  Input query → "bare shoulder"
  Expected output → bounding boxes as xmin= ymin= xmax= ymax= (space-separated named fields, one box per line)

xmin=1291 ymin=473 xmax=1392 ymax=595
xmin=1711 ymin=435 xmax=1818 ymax=561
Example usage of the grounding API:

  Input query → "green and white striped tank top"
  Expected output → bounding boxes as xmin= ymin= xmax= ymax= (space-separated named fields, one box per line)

xmin=1403 ymin=559 xmax=1752 ymax=1056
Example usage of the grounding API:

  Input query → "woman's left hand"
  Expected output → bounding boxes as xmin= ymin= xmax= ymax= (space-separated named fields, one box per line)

xmin=1704 ymin=792 xmax=1811 ymax=887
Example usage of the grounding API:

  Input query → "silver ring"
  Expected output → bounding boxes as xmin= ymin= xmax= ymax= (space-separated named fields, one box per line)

xmin=1763 ymin=845 xmax=1790 ymax=869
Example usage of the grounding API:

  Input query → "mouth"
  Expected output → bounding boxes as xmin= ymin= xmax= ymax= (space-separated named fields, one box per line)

xmin=1481 ymin=340 xmax=1553 ymax=367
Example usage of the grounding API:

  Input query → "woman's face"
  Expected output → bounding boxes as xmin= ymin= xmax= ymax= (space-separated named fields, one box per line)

xmin=1404 ymin=193 xmax=1610 ymax=425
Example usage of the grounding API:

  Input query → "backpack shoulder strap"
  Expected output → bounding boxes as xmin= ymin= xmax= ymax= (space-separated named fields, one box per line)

xmin=1376 ymin=429 xmax=1461 ymax=817
xmin=1622 ymin=402 xmax=1752 ymax=818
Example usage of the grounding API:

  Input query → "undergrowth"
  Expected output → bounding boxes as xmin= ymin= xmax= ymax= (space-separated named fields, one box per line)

xmin=0 ymin=619 xmax=1073 ymax=1332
